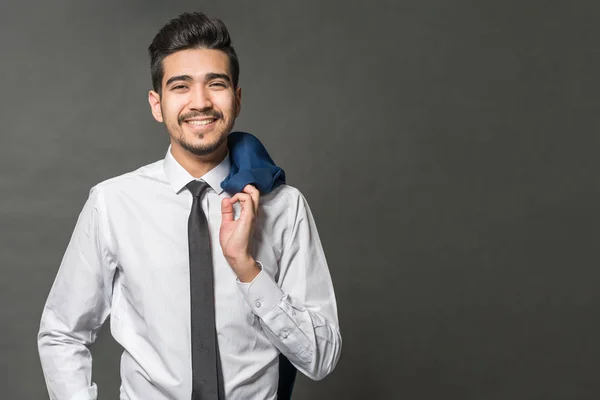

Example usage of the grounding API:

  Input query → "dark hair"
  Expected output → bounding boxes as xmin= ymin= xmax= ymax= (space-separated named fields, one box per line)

xmin=148 ymin=12 xmax=239 ymax=94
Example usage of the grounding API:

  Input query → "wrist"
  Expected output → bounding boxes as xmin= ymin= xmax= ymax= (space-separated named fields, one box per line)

xmin=229 ymin=256 xmax=261 ymax=283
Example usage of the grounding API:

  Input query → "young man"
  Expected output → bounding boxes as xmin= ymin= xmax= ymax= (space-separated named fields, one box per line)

xmin=37 ymin=12 xmax=341 ymax=400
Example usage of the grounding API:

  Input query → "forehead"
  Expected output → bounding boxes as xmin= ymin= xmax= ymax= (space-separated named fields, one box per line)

xmin=161 ymin=48 xmax=231 ymax=85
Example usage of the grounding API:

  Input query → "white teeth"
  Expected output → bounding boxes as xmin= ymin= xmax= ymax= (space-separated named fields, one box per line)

xmin=187 ymin=119 xmax=215 ymax=126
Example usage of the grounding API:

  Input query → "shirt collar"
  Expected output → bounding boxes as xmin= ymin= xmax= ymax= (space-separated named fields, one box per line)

xmin=163 ymin=145 xmax=230 ymax=195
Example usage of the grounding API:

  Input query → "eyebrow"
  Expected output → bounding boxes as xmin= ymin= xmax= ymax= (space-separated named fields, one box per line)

xmin=165 ymin=73 xmax=232 ymax=87
xmin=204 ymin=73 xmax=231 ymax=84
xmin=165 ymin=75 xmax=193 ymax=87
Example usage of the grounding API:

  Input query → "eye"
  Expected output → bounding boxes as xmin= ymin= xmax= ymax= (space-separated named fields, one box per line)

xmin=171 ymin=85 xmax=188 ymax=91
xmin=209 ymin=81 xmax=228 ymax=88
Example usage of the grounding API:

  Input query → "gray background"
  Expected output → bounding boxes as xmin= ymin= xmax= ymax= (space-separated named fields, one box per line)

xmin=2 ymin=0 xmax=599 ymax=399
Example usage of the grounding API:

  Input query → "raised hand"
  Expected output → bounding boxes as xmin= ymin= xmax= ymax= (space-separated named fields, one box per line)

xmin=220 ymin=184 xmax=261 ymax=282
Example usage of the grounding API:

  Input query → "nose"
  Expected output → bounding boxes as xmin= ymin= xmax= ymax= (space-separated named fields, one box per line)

xmin=189 ymin=86 xmax=212 ymax=110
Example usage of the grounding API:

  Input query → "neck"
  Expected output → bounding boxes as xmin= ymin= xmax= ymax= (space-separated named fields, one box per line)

xmin=169 ymin=141 xmax=228 ymax=178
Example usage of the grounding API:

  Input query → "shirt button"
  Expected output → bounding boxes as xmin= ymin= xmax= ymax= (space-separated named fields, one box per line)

xmin=281 ymin=331 xmax=288 ymax=339
xmin=255 ymin=301 xmax=262 ymax=308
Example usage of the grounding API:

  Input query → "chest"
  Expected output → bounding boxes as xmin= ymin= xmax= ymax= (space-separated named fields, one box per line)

xmin=107 ymin=191 xmax=283 ymax=301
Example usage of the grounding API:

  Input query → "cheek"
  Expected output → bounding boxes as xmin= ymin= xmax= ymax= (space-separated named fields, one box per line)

xmin=162 ymin=103 xmax=184 ymax=124
xmin=216 ymin=98 xmax=238 ymax=119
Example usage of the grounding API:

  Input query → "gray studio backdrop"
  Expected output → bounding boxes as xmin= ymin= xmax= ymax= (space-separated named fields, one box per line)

xmin=2 ymin=1 xmax=599 ymax=399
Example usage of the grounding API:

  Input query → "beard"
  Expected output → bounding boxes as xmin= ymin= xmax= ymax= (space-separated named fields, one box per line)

xmin=174 ymin=130 xmax=228 ymax=156
xmin=165 ymin=107 xmax=232 ymax=156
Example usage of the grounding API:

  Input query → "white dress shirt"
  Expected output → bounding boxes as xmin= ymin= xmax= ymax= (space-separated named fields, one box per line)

xmin=38 ymin=148 xmax=341 ymax=400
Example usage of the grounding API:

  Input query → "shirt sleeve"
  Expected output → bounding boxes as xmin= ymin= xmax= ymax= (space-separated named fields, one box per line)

xmin=237 ymin=191 xmax=342 ymax=380
xmin=37 ymin=186 xmax=116 ymax=400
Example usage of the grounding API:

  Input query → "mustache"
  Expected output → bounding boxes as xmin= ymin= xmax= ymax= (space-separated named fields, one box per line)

xmin=178 ymin=109 xmax=223 ymax=125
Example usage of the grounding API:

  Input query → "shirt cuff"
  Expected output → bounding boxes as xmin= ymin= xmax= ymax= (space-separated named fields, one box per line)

xmin=69 ymin=383 xmax=98 ymax=400
xmin=236 ymin=262 xmax=285 ymax=318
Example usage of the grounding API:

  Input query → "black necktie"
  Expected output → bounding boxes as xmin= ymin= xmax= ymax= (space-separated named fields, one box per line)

xmin=187 ymin=180 xmax=224 ymax=400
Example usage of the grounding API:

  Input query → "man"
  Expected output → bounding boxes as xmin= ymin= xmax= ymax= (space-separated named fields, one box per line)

xmin=37 ymin=11 xmax=341 ymax=400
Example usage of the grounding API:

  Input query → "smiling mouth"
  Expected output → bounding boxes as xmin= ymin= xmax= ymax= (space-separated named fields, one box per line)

xmin=184 ymin=118 xmax=217 ymax=126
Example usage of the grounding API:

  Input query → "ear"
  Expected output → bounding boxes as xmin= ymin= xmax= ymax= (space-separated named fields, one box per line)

xmin=148 ymin=90 xmax=163 ymax=122
xmin=235 ymin=87 xmax=242 ymax=117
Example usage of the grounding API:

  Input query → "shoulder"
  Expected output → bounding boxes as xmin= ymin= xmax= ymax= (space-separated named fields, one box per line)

xmin=261 ymin=184 xmax=308 ymax=210
xmin=88 ymin=159 xmax=165 ymax=201
xmin=259 ymin=184 xmax=315 ymax=228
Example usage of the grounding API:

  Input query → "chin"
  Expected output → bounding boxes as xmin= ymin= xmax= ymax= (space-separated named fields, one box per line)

xmin=179 ymin=135 xmax=228 ymax=157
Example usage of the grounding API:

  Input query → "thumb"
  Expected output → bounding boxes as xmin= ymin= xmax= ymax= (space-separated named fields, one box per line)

xmin=221 ymin=198 xmax=235 ymax=223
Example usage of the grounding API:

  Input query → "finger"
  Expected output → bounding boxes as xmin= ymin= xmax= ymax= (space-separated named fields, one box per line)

xmin=221 ymin=198 xmax=235 ymax=223
xmin=230 ymin=193 xmax=256 ymax=218
xmin=242 ymin=185 xmax=260 ymax=214
xmin=242 ymin=184 xmax=259 ymax=195
xmin=229 ymin=192 xmax=251 ymax=205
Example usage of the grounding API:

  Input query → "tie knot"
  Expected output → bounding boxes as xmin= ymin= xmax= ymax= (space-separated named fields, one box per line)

xmin=186 ymin=180 xmax=211 ymax=198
